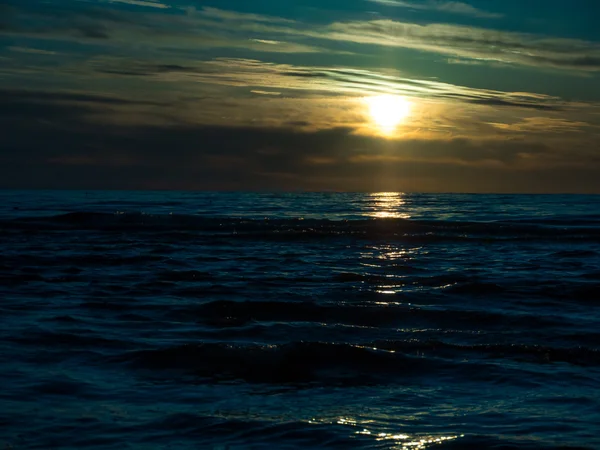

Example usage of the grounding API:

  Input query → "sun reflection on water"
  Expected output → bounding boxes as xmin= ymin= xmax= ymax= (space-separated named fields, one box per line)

xmin=367 ymin=192 xmax=411 ymax=219
xmin=309 ymin=416 xmax=462 ymax=449
xmin=371 ymin=433 xmax=461 ymax=448
xmin=356 ymin=243 xmax=424 ymax=296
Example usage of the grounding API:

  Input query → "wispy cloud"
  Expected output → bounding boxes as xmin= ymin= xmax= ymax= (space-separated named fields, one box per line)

xmin=251 ymin=90 xmax=282 ymax=96
xmin=108 ymin=0 xmax=170 ymax=9
xmin=308 ymin=20 xmax=600 ymax=71
xmin=184 ymin=7 xmax=600 ymax=72
xmin=85 ymin=55 xmax=568 ymax=112
xmin=190 ymin=58 xmax=567 ymax=111
xmin=0 ymin=4 xmax=332 ymax=54
xmin=76 ymin=55 xmax=600 ymax=146
xmin=8 ymin=46 xmax=57 ymax=56
xmin=488 ymin=117 xmax=593 ymax=134
xmin=180 ymin=7 xmax=600 ymax=72
xmin=194 ymin=6 xmax=295 ymax=24
xmin=3 ymin=2 xmax=599 ymax=71
xmin=367 ymin=0 xmax=502 ymax=19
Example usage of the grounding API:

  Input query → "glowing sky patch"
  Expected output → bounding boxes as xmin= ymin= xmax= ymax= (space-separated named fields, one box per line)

xmin=365 ymin=95 xmax=412 ymax=134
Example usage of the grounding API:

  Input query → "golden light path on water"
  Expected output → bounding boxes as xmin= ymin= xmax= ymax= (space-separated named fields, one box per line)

xmin=363 ymin=193 xmax=422 ymax=297
xmin=308 ymin=416 xmax=463 ymax=449
xmin=367 ymin=192 xmax=411 ymax=219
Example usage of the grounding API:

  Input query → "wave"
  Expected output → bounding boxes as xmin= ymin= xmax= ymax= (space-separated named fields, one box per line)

xmin=368 ymin=340 xmax=600 ymax=367
xmin=108 ymin=413 xmax=598 ymax=450
xmin=117 ymin=341 xmax=447 ymax=384
xmin=7 ymin=408 xmax=594 ymax=450
xmin=8 ymin=329 xmax=133 ymax=351
xmin=4 ymin=211 xmax=600 ymax=242
xmin=184 ymin=299 xmax=569 ymax=332
xmin=112 ymin=337 xmax=600 ymax=388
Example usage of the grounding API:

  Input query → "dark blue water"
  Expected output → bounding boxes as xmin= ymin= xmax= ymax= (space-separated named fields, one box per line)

xmin=1 ymin=191 xmax=599 ymax=449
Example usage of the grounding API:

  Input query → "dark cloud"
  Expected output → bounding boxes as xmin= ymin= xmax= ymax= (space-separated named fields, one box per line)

xmin=450 ymin=95 xmax=562 ymax=111
xmin=0 ymin=1 xmax=109 ymax=39
xmin=0 ymin=89 xmax=162 ymax=105
xmin=97 ymin=69 xmax=154 ymax=76
xmin=0 ymin=0 xmax=162 ymax=42
xmin=528 ymin=54 xmax=600 ymax=70
xmin=0 ymin=89 xmax=598 ymax=193
xmin=281 ymin=71 xmax=326 ymax=78
xmin=91 ymin=60 xmax=215 ymax=78
xmin=155 ymin=64 xmax=198 ymax=72
xmin=0 ymin=90 xmax=167 ymax=125
xmin=74 ymin=24 xmax=110 ymax=39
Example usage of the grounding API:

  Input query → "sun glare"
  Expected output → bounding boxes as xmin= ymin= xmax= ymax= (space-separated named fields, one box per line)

xmin=365 ymin=95 xmax=411 ymax=134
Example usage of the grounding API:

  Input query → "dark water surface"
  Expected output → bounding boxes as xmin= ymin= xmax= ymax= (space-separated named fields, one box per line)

xmin=1 ymin=191 xmax=599 ymax=449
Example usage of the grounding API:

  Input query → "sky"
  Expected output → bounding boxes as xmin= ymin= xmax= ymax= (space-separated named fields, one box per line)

xmin=1 ymin=0 xmax=599 ymax=192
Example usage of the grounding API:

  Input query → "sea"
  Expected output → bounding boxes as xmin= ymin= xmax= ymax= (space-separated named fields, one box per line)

xmin=1 ymin=190 xmax=599 ymax=450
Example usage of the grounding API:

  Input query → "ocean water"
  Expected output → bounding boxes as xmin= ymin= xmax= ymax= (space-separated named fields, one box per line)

xmin=1 ymin=191 xmax=599 ymax=450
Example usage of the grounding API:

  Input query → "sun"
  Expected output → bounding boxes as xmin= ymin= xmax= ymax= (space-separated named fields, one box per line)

xmin=365 ymin=95 xmax=411 ymax=134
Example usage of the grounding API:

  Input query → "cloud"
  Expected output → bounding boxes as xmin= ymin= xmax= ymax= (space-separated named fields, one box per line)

xmin=367 ymin=1 xmax=503 ymax=19
xmin=0 ymin=3 xmax=330 ymax=54
xmin=0 ymin=1 xmax=114 ymax=40
xmin=108 ymin=0 xmax=170 ymax=9
xmin=7 ymin=46 xmax=57 ymax=55
xmin=488 ymin=117 xmax=592 ymax=134
xmin=309 ymin=20 xmax=600 ymax=71
xmin=180 ymin=7 xmax=600 ymax=72
xmin=1 ymin=3 xmax=599 ymax=193
xmin=1 ymin=88 xmax=599 ymax=193
xmin=0 ymin=89 xmax=166 ymax=106
xmin=0 ymin=89 xmax=168 ymax=132
xmin=87 ymin=56 xmax=565 ymax=111
xmin=3 ymin=2 xmax=599 ymax=71
xmin=54 ymin=55 xmax=597 ymax=139
xmin=197 ymin=6 xmax=296 ymax=24
xmin=251 ymin=90 xmax=282 ymax=96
